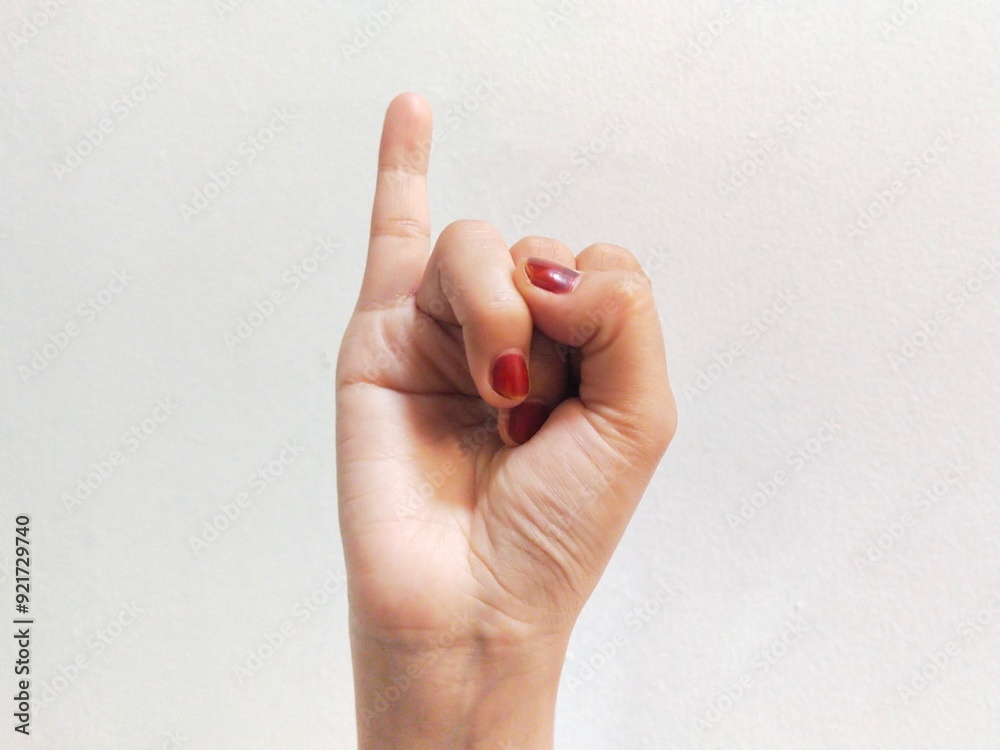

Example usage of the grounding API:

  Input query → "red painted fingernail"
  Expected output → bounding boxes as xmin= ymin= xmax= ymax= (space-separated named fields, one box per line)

xmin=525 ymin=257 xmax=580 ymax=293
xmin=491 ymin=351 xmax=529 ymax=399
xmin=508 ymin=401 xmax=551 ymax=445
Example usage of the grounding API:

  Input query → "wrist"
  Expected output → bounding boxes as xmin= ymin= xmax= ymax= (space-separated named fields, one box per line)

xmin=351 ymin=621 xmax=569 ymax=750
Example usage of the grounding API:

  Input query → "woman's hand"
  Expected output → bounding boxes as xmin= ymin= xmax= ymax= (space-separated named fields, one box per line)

xmin=336 ymin=93 xmax=677 ymax=749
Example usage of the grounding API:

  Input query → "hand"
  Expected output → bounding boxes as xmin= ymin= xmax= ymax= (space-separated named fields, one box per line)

xmin=336 ymin=93 xmax=677 ymax=749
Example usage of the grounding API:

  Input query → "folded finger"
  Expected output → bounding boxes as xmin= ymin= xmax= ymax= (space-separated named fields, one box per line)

xmin=415 ymin=220 xmax=533 ymax=409
xmin=498 ymin=331 xmax=569 ymax=447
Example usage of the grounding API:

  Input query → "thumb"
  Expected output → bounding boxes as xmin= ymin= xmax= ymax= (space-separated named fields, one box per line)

xmin=511 ymin=254 xmax=676 ymax=463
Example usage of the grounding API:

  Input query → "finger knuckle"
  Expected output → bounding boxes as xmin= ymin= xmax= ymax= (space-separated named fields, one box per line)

xmin=514 ymin=235 xmax=563 ymax=254
xmin=584 ymin=242 xmax=642 ymax=272
xmin=370 ymin=215 xmax=430 ymax=240
xmin=601 ymin=399 xmax=676 ymax=466
xmin=439 ymin=219 xmax=499 ymax=243
xmin=611 ymin=270 xmax=652 ymax=308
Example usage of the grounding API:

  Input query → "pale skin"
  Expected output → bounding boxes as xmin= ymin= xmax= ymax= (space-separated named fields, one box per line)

xmin=336 ymin=93 xmax=677 ymax=749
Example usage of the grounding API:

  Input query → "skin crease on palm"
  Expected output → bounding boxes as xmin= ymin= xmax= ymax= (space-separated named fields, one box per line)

xmin=335 ymin=92 xmax=677 ymax=744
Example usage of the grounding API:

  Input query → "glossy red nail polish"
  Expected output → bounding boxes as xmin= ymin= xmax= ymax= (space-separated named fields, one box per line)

xmin=525 ymin=257 xmax=580 ymax=293
xmin=491 ymin=352 xmax=529 ymax=399
xmin=508 ymin=401 xmax=551 ymax=445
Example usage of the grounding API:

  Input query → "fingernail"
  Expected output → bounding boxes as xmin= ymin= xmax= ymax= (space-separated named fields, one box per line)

xmin=508 ymin=400 xmax=551 ymax=445
xmin=525 ymin=258 xmax=580 ymax=293
xmin=491 ymin=351 xmax=529 ymax=400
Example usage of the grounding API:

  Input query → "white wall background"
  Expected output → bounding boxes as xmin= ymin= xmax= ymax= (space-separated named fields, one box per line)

xmin=2 ymin=1 xmax=999 ymax=748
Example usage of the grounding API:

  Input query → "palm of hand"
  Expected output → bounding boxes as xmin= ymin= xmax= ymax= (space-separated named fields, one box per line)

xmin=338 ymin=300 xmax=597 ymax=645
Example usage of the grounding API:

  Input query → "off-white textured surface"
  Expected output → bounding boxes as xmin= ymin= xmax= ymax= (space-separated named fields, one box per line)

xmin=2 ymin=1 xmax=999 ymax=748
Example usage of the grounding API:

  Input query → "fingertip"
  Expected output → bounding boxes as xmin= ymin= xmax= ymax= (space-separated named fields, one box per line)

xmin=386 ymin=92 xmax=432 ymax=124
xmin=508 ymin=400 xmax=552 ymax=445
xmin=498 ymin=400 xmax=552 ymax=446
xmin=380 ymin=93 xmax=433 ymax=172
xmin=488 ymin=349 xmax=530 ymax=406
xmin=519 ymin=256 xmax=582 ymax=294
